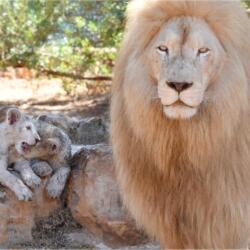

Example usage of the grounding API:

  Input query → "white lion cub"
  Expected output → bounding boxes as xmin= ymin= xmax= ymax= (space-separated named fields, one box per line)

xmin=0 ymin=107 xmax=40 ymax=200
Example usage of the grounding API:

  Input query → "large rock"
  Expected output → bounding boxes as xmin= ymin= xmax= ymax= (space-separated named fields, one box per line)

xmin=37 ymin=114 xmax=108 ymax=145
xmin=72 ymin=117 xmax=108 ymax=145
xmin=0 ymin=178 xmax=61 ymax=248
xmin=68 ymin=144 xmax=147 ymax=248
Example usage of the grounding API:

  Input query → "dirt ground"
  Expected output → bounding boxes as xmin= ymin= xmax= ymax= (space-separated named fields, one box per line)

xmin=0 ymin=76 xmax=110 ymax=119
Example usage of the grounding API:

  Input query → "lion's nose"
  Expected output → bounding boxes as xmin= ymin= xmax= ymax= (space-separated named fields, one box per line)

xmin=166 ymin=81 xmax=193 ymax=93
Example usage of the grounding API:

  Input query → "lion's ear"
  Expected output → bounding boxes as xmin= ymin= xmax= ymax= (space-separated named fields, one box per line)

xmin=7 ymin=108 xmax=22 ymax=125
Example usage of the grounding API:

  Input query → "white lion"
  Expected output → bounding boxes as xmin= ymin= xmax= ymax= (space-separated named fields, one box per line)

xmin=111 ymin=0 xmax=250 ymax=248
xmin=0 ymin=108 xmax=40 ymax=200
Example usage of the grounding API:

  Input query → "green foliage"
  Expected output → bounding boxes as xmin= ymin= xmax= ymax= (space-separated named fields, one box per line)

xmin=0 ymin=0 xmax=128 ymax=75
xmin=242 ymin=0 xmax=250 ymax=8
xmin=0 ymin=0 xmax=65 ymax=68
xmin=2 ymin=1 xmax=247 ymax=78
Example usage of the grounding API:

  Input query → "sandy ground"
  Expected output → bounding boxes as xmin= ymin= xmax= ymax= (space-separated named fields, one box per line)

xmin=0 ymin=77 xmax=66 ymax=102
xmin=0 ymin=77 xmax=110 ymax=118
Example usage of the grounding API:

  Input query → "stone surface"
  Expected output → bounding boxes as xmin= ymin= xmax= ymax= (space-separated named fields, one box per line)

xmin=0 ymin=177 xmax=61 ymax=248
xmin=72 ymin=117 xmax=108 ymax=145
xmin=37 ymin=113 xmax=80 ymax=137
xmin=36 ymin=113 xmax=108 ymax=145
xmin=68 ymin=144 xmax=147 ymax=248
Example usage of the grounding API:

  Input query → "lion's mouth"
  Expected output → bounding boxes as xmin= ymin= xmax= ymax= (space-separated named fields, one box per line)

xmin=164 ymin=99 xmax=196 ymax=109
xmin=163 ymin=100 xmax=198 ymax=119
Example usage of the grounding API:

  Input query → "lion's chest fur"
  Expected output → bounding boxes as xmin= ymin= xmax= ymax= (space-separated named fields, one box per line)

xmin=116 ymin=116 xmax=250 ymax=248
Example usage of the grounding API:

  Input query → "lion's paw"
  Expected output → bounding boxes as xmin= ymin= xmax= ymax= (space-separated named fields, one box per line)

xmin=14 ymin=185 xmax=33 ymax=201
xmin=46 ymin=183 xmax=63 ymax=198
xmin=23 ymin=173 xmax=41 ymax=188
xmin=46 ymin=178 xmax=64 ymax=198
xmin=31 ymin=161 xmax=53 ymax=177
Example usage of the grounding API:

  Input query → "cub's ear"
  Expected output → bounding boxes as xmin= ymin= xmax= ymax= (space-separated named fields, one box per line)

xmin=47 ymin=138 xmax=60 ymax=154
xmin=37 ymin=114 xmax=47 ymax=122
xmin=7 ymin=108 xmax=22 ymax=125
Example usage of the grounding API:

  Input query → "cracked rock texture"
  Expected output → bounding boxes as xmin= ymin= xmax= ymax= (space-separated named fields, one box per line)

xmin=68 ymin=144 xmax=147 ymax=248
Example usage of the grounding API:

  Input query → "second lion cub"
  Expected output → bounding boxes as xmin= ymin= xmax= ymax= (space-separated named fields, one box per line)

xmin=9 ymin=117 xmax=72 ymax=199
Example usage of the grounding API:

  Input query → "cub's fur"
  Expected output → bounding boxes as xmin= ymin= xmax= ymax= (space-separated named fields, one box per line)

xmin=10 ymin=117 xmax=72 ymax=198
xmin=111 ymin=0 xmax=250 ymax=248
xmin=8 ymin=145 xmax=52 ymax=189
xmin=0 ymin=108 xmax=40 ymax=200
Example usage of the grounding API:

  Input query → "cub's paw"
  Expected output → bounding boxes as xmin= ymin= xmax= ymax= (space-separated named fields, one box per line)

xmin=23 ymin=173 xmax=41 ymax=188
xmin=31 ymin=161 xmax=53 ymax=177
xmin=46 ymin=180 xmax=63 ymax=199
xmin=14 ymin=186 xmax=33 ymax=201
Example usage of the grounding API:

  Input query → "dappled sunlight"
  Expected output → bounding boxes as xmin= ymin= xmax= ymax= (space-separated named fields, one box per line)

xmin=0 ymin=77 xmax=66 ymax=103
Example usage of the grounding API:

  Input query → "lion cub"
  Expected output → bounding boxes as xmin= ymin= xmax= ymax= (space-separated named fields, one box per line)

xmin=0 ymin=108 xmax=40 ymax=200
xmin=9 ymin=117 xmax=71 ymax=199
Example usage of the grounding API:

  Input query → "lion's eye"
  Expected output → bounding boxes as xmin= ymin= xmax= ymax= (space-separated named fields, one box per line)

xmin=26 ymin=126 xmax=31 ymax=130
xmin=157 ymin=45 xmax=169 ymax=54
xmin=198 ymin=47 xmax=210 ymax=55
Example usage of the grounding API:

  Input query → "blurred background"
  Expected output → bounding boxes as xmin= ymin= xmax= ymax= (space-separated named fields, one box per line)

xmin=0 ymin=0 xmax=249 ymax=117
xmin=0 ymin=0 xmax=127 ymax=118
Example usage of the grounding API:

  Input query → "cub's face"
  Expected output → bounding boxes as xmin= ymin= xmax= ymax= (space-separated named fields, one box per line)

xmin=20 ymin=138 xmax=59 ymax=159
xmin=18 ymin=119 xmax=40 ymax=144
xmin=149 ymin=17 xmax=225 ymax=119
xmin=6 ymin=108 xmax=40 ymax=154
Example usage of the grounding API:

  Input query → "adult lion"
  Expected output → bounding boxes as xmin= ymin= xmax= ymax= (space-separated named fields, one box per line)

xmin=111 ymin=0 xmax=250 ymax=249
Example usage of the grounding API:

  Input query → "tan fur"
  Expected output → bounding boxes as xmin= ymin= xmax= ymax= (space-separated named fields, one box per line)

xmin=111 ymin=1 xmax=250 ymax=248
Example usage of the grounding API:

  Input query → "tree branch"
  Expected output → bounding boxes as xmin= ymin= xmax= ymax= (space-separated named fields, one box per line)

xmin=39 ymin=69 xmax=112 ymax=81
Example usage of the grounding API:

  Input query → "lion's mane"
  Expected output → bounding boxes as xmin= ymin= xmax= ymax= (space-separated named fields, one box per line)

xmin=111 ymin=1 xmax=250 ymax=248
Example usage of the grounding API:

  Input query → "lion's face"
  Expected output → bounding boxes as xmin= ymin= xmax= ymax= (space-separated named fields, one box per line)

xmin=149 ymin=17 xmax=225 ymax=119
